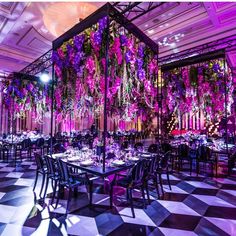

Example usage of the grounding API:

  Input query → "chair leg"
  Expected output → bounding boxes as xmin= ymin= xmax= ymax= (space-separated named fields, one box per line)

xmin=89 ymin=182 xmax=93 ymax=206
xmin=215 ymin=160 xmax=218 ymax=177
xmin=197 ymin=161 xmax=199 ymax=176
xmin=141 ymin=186 xmax=146 ymax=209
xmin=126 ymin=188 xmax=129 ymax=201
xmin=109 ymin=184 xmax=113 ymax=209
xmin=159 ymin=174 xmax=164 ymax=195
xmin=154 ymin=177 xmax=160 ymax=199
xmin=51 ymin=180 xmax=58 ymax=205
xmin=33 ymin=171 xmax=39 ymax=191
xmin=166 ymin=172 xmax=172 ymax=190
xmin=39 ymin=174 xmax=46 ymax=198
xmin=66 ymin=188 xmax=72 ymax=215
xmin=190 ymin=160 xmax=192 ymax=176
xmin=55 ymin=185 xmax=61 ymax=209
xmin=43 ymin=177 xmax=49 ymax=199
xmin=129 ymin=189 xmax=135 ymax=218
xmin=145 ymin=184 xmax=151 ymax=204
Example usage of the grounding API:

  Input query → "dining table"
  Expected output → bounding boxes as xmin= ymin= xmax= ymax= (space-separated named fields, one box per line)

xmin=51 ymin=151 xmax=141 ymax=208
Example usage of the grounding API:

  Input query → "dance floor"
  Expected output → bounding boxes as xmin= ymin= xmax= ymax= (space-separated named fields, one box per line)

xmin=0 ymin=159 xmax=236 ymax=236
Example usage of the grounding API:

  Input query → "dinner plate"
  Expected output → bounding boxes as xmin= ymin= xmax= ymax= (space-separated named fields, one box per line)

xmin=112 ymin=160 xmax=125 ymax=166
xmin=128 ymin=157 xmax=139 ymax=162
xmin=52 ymin=153 xmax=65 ymax=158
xmin=67 ymin=157 xmax=80 ymax=162
xmin=141 ymin=154 xmax=152 ymax=157
xmin=80 ymin=160 xmax=93 ymax=166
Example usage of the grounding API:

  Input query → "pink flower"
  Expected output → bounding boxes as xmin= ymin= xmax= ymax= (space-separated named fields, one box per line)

xmin=86 ymin=56 xmax=95 ymax=73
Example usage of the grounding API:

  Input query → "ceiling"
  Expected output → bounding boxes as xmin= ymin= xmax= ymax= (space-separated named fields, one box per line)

xmin=0 ymin=1 xmax=236 ymax=74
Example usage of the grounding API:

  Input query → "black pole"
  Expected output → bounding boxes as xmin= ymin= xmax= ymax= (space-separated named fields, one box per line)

xmin=0 ymin=92 xmax=3 ymax=135
xmin=224 ymin=58 xmax=229 ymax=175
xmin=103 ymin=10 xmax=110 ymax=172
xmin=50 ymin=63 xmax=55 ymax=155
xmin=160 ymin=70 xmax=163 ymax=143
xmin=157 ymin=68 xmax=159 ymax=144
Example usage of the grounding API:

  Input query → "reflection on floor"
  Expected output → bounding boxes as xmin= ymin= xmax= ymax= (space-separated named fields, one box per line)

xmin=0 ymin=159 xmax=236 ymax=236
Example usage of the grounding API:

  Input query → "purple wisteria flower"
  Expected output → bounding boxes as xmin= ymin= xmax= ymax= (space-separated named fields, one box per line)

xmin=138 ymin=45 xmax=144 ymax=58
xmin=120 ymin=35 xmax=128 ymax=46
xmin=74 ymin=34 xmax=85 ymax=51
xmin=125 ymin=51 xmax=132 ymax=63
xmin=98 ymin=16 xmax=108 ymax=31
xmin=138 ymin=69 xmax=145 ymax=81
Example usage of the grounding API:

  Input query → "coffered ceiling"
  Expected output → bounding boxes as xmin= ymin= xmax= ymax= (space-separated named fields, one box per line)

xmin=0 ymin=2 xmax=236 ymax=74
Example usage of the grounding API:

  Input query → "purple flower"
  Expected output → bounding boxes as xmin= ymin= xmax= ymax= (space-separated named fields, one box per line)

xmin=138 ymin=45 xmax=144 ymax=58
xmin=125 ymin=51 xmax=132 ymax=63
xmin=137 ymin=58 xmax=143 ymax=69
xmin=120 ymin=35 xmax=127 ymax=46
xmin=213 ymin=63 xmax=220 ymax=73
xmin=74 ymin=34 xmax=85 ymax=51
xmin=52 ymin=51 xmax=63 ymax=68
xmin=138 ymin=69 xmax=145 ymax=81
xmin=98 ymin=16 xmax=108 ymax=31
xmin=94 ymin=31 xmax=102 ymax=45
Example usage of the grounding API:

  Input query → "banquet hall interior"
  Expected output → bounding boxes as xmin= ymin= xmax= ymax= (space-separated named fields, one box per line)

xmin=0 ymin=1 xmax=236 ymax=235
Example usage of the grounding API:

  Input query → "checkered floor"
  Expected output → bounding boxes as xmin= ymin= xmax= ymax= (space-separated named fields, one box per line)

xmin=0 ymin=158 xmax=236 ymax=236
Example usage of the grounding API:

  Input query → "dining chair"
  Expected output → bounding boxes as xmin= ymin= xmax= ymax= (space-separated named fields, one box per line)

xmin=43 ymin=155 xmax=60 ymax=204
xmin=0 ymin=143 xmax=10 ymax=162
xmin=134 ymin=142 xmax=144 ymax=150
xmin=55 ymin=159 xmax=94 ymax=214
xmin=109 ymin=160 xmax=147 ymax=218
xmin=155 ymin=151 xmax=172 ymax=195
xmin=16 ymin=138 xmax=32 ymax=160
xmin=143 ymin=154 xmax=161 ymax=201
xmin=147 ymin=144 xmax=159 ymax=153
xmin=196 ymin=145 xmax=217 ymax=176
xmin=229 ymin=150 xmax=236 ymax=175
xmin=33 ymin=152 xmax=47 ymax=198
xmin=177 ymin=143 xmax=193 ymax=174
xmin=121 ymin=141 xmax=129 ymax=150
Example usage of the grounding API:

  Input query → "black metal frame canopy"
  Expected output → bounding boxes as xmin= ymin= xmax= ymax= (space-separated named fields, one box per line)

xmin=51 ymin=3 xmax=158 ymax=172
xmin=160 ymin=48 xmax=233 ymax=175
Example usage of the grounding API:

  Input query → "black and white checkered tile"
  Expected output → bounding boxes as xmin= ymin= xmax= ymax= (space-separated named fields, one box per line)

xmin=0 ymin=158 xmax=236 ymax=236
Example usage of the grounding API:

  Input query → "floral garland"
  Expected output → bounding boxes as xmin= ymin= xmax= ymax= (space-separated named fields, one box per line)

xmin=162 ymin=59 xmax=234 ymax=124
xmin=52 ymin=16 xmax=158 ymax=123
xmin=2 ymin=78 xmax=50 ymax=122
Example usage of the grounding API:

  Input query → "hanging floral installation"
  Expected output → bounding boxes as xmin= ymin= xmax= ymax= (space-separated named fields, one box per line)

xmin=2 ymin=78 xmax=50 ymax=123
xmin=52 ymin=16 xmax=158 ymax=124
xmin=162 ymin=59 xmax=234 ymax=127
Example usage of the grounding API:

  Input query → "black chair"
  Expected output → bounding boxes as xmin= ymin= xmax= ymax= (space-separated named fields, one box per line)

xmin=134 ymin=142 xmax=144 ymax=151
xmin=33 ymin=153 xmax=47 ymax=198
xmin=110 ymin=160 xmax=147 ymax=218
xmin=121 ymin=141 xmax=129 ymax=150
xmin=229 ymin=150 xmax=236 ymax=175
xmin=148 ymin=144 xmax=159 ymax=153
xmin=53 ymin=143 xmax=66 ymax=154
xmin=55 ymin=159 xmax=94 ymax=214
xmin=45 ymin=137 xmax=56 ymax=154
xmin=16 ymin=138 xmax=32 ymax=160
xmin=36 ymin=138 xmax=45 ymax=155
xmin=144 ymin=154 xmax=161 ymax=200
xmin=0 ymin=143 xmax=10 ymax=162
xmin=43 ymin=155 xmax=60 ymax=203
xmin=197 ymin=145 xmax=217 ymax=176
xmin=177 ymin=144 xmax=193 ymax=174
xmin=161 ymin=142 xmax=172 ymax=153
xmin=155 ymin=151 xmax=172 ymax=195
